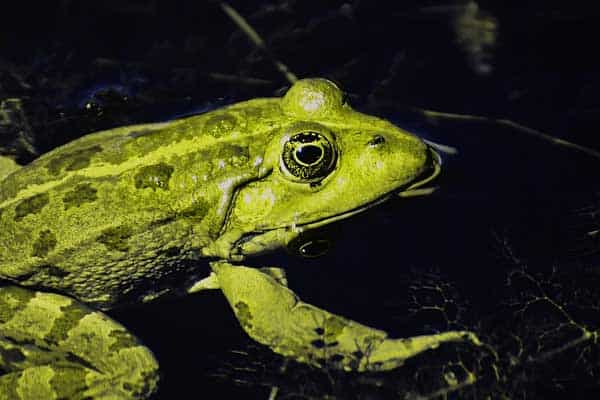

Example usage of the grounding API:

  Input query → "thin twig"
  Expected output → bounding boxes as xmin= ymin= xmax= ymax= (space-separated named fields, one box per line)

xmin=415 ymin=108 xmax=600 ymax=161
xmin=219 ymin=2 xmax=298 ymax=84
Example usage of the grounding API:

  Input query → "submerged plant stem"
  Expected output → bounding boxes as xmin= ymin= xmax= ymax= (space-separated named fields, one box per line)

xmin=219 ymin=2 xmax=298 ymax=85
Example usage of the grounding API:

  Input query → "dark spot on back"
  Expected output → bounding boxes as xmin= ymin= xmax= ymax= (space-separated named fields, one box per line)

xmin=14 ymin=192 xmax=49 ymax=221
xmin=204 ymin=114 xmax=237 ymax=138
xmin=45 ymin=301 xmax=91 ymax=344
xmin=31 ymin=230 xmax=57 ymax=258
xmin=63 ymin=182 xmax=98 ymax=210
xmin=97 ymin=225 xmax=133 ymax=252
xmin=108 ymin=329 xmax=139 ymax=352
xmin=125 ymin=127 xmax=172 ymax=157
xmin=46 ymin=145 xmax=102 ymax=175
xmin=134 ymin=163 xmax=174 ymax=190
xmin=216 ymin=144 xmax=250 ymax=168
xmin=0 ymin=286 xmax=36 ymax=323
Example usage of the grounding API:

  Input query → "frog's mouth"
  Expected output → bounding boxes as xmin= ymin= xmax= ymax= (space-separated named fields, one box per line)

xmin=299 ymin=147 xmax=442 ymax=231
xmin=396 ymin=147 xmax=442 ymax=198
xmin=232 ymin=147 xmax=441 ymax=256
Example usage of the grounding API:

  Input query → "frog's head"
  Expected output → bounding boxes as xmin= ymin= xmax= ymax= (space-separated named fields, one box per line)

xmin=226 ymin=78 xmax=440 ymax=257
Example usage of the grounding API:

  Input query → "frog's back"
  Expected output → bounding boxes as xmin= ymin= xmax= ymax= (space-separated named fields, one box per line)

xmin=0 ymin=99 xmax=280 ymax=307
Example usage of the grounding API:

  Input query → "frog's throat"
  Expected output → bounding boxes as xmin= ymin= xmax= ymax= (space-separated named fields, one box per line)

xmin=230 ymin=194 xmax=392 ymax=258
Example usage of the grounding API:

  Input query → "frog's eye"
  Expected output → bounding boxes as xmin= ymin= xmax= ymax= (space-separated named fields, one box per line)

xmin=280 ymin=131 xmax=337 ymax=183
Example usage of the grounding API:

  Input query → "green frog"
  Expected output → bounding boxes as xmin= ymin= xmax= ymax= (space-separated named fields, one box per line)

xmin=0 ymin=79 xmax=479 ymax=399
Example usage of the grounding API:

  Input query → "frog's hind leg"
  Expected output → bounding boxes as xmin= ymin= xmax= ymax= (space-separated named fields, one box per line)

xmin=209 ymin=261 xmax=481 ymax=372
xmin=0 ymin=285 xmax=159 ymax=400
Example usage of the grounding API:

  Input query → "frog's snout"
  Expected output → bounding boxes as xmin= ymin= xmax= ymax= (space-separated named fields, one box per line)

xmin=397 ymin=146 xmax=442 ymax=198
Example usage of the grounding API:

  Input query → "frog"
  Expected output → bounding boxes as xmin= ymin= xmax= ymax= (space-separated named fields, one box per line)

xmin=0 ymin=78 xmax=480 ymax=399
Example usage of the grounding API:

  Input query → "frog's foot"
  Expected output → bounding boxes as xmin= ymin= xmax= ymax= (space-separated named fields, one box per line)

xmin=201 ymin=228 xmax=245 ymax=260
xmin=0 ymin=286 xmax=159 ymax=400
xmin=210 ymin=261 xmax=481 ymax=372
xmin=201 ymin=227 xmax=300 ymax=261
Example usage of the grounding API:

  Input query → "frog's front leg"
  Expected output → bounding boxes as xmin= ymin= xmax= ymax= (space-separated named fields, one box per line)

xmin=0 ymin=286 xmax=158 ymax=400
xmin=209 ymin=262 xmax=481 ymax=372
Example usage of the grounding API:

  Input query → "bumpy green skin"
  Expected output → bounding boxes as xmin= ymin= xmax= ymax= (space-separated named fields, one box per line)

xmin=0 ymin=78 xmax=479 ymax=399
xmin=0 ymin=286 xmax=158 ymax=399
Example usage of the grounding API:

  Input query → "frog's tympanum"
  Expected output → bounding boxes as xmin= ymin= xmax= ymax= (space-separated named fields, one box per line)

xmin=0 ymin=79 xmax=479 ymax=399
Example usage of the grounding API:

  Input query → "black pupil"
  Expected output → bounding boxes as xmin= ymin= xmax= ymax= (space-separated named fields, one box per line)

xmin=296 ymin=145 xmax=322 ymax=165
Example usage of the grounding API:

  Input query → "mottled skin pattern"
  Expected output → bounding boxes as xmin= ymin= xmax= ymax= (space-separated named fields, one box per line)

xmin=0 ymin=103 xmax=278 ymax=308
xmin=0 ymin=79 xmax=479 ymax=399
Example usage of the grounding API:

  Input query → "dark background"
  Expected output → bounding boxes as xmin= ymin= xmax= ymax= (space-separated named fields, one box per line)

xmin=2 ymin=1 xmax=600 ymax=399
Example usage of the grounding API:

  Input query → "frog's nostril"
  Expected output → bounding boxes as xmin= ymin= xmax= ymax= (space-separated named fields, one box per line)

xmin=367 ymin=134 xmax=385 ymax=147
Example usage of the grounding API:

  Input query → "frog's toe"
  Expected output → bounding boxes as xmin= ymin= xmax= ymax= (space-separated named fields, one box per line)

xmin=364 ymin=331 xmax=482 ymax=372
